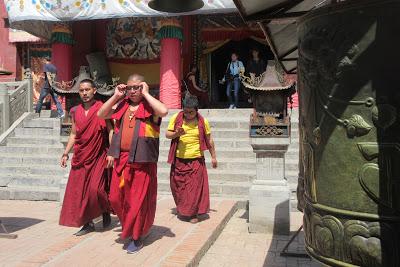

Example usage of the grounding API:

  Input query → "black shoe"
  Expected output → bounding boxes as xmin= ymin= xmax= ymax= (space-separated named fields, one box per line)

xmin=74 ymin=222 xmax=95 ymax=236
xmin=103 ymin=212 xmax=111 ymax=229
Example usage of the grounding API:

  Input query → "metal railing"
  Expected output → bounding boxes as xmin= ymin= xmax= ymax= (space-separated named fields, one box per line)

xmin=0 ymin=70 xmax=33 ymax=134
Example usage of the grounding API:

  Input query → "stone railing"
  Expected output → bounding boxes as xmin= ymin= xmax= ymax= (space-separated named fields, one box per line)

xmin=0 ymin=70 xmax=33 ymax=133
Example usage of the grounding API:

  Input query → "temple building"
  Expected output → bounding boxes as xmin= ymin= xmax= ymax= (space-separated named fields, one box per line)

xmin=3 ymin=0 xmax=284 ymax=114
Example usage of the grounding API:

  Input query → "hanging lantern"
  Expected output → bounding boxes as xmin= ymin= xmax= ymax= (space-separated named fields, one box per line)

xmin=148 ymin=0 xmax=204 ymax=13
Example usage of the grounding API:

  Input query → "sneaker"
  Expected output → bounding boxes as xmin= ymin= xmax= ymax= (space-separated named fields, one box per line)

xmin=74 ymin=222 xmax=95 ymax=236
xmin=126 ymin=240 xmax=143 ymax=254
xmin=57 ymin=113 xmax=65 ymax=119
xmin=228 ymin=104 xmax=234 ymax=109
xmin=102 ymin=212 xmax=111 ymax=229
xmin=233 ymin=106 xmax=237 ymax=109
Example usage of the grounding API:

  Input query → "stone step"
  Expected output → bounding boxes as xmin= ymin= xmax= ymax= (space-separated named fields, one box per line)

xmin=158 ymin=167 xmax=256 ymax=183
xmin=160 ymin=128 xmax=251 ymax=139
xmin=0 ymin=164 xmax=67 ymax=176
xmin=14 ymin=127 xmax=60 ymax=137
xmin=23 ymin=118 xmax=60 ymax=129
xmin=158 ymin=180 xmax=250 ymax=196
xmin=7 ymin=136 xmax=61 ymax=146
xmin=0 ymin=144 xmax=64 ymax=154
xmin=0 ymin=173 xmax=63 ymax=187
xmin=0 ymin=186 xmax=59 ymax=201
xmin=166 ymin=109 xmax=253 ymax=118
xmin=160 ymin=120 xmax=250 ymax=130
xmin=159 ymin=138 xmax=251 ymax=149
xmin=157 ymin=157 xmax=299 ymax=172
xmin=158 ymin=147 xmax=255 ymax=159
xmin=0 ymin=154 xmax=60 ymax=165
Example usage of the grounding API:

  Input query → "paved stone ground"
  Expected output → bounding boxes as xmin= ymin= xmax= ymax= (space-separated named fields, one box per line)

xmin=0 ymin=197 xmax=236 ymax=267
xmin=199 ymin=209 xmax=324 ymax=267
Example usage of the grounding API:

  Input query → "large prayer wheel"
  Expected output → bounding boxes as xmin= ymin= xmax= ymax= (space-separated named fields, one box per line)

xmin=298 ymin=1 xmax=400 ymax=266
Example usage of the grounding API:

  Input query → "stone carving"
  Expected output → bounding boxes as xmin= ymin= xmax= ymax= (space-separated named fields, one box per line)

xmin=9 ymin=85 xmax=28 ymax=124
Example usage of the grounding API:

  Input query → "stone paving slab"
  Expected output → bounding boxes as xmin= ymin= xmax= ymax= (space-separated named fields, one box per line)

xmin=0 ymin=197 xmax=237 ymax=267
xmin=199 ymin=210 xmax=324 ymax=267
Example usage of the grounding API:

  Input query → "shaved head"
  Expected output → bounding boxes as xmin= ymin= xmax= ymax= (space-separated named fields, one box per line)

xmin=127 ymin=74 xmax=144 ymax=83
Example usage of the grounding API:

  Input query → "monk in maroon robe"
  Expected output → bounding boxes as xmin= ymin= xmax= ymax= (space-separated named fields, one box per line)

xmin=185 ymin=64 xmax=209 ymax=108
xmin=98 ymin=74 xmax=168 ymax=254
xmin=59 ymin=79 xmax=113 ymax=236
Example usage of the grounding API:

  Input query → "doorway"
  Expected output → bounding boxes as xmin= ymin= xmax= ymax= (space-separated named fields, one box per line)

xmin=209 ymin=38 xmax=273 ymax=108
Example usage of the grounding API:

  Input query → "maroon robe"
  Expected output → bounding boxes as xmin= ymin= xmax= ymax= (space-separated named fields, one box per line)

xmin=186 ymin=72 xmax=209 ymax=108
xmin=59 ymin=101 xmax=110 ymax=227
xmin=108 ymin=99 xmax=159 ymax=241
xmin=168 ymin=112 xmax=211 ymax=217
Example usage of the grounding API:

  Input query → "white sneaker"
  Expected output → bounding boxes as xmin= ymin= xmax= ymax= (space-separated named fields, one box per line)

xmin=233 ymin=106 xmax=237 ymax=109
xmin=228 ymin=104 xmax=234 ymax=109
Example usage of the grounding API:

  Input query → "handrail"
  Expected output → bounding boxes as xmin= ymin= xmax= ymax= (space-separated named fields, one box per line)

xmin=0 ymin=70 xmax=33 ymax=134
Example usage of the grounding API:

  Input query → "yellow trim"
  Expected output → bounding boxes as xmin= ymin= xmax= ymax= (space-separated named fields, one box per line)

xmin=145 ymin=122 xmax=160 ymax=138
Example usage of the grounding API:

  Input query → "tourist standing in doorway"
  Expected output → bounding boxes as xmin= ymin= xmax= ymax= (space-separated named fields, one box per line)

xmin=59 ymin=79 xmax=112 ymax=236
xmin=98 ymin=74 xmax=168 ymax=254
xmin=224 ymin=52 xmax=244 ymax=109
xmin=35 ymin=56 xmax=65 ymax=118
xmin=185 ymin=64 xmax=209 ymax=108
xmin=166 ymin=96 xmax=217 ymax=224
xmin=247 ymin=48 xmax=266 ymax=77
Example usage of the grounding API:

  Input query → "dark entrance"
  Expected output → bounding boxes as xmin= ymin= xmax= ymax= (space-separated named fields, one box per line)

xmin=209 ymin=38 xmax=273 ymax=108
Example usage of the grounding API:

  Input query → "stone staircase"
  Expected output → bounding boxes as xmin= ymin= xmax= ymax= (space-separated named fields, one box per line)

xmin=0 ymin=108 xmax=300 ymax=209
xmin=0 ymin=111 xmax=67 ymax=201
xmin=157 ymin=108 xmax=300 ymax=209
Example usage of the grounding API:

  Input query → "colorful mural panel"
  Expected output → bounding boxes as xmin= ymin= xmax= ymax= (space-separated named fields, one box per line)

xmin=106 ymin=18 xmax=161 ymax=61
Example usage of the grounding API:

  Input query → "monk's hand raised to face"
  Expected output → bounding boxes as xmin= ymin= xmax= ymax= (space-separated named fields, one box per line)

xmin=60 ymin=154 xmax=69 ymax=168
xmin=106 ymin=156 xmax=114 ymax=169
xmin=114 ymin=84 xmax=127 ymax=98
xmin=211 ymin=158 xmax=218 ymax=169
xmin=139 ymin=82 xmax=149 ymax=95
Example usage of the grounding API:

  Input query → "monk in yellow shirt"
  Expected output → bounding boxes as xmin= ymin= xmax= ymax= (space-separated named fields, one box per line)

xmin=166 ymin=96 xmax=217 ymax=223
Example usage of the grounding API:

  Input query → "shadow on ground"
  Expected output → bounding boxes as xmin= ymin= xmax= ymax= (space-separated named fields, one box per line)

xmin=262 ymin=202 xmax=320 ymax=267
xmin=1 ymin=217 xmax=44 ymax=233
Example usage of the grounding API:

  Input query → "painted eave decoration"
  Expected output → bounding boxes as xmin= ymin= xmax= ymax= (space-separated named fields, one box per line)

xmin=5 ymin=0 xmax=237 ymax=23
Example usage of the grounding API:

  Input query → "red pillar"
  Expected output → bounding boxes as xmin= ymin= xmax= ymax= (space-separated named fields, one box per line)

xmin=52 ymin=43 xmax=72 ymax=82
xmin=51 ymin=23 xmax=74 ymax=111
xmin=0 ymin=1 xmax=17 ymax=81
xmin=182 ymin=16 xmax=193 ymax=75
xmin=158 ymin=19 xmax=183 ymax=109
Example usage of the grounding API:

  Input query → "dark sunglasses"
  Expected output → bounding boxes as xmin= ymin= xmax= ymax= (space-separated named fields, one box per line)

xmin=126 ymin=85 xmax=142 ymax=91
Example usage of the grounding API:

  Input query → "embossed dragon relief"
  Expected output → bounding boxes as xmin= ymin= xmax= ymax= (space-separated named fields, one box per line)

xmin=304 ymin=209 xmax=399 ymax=267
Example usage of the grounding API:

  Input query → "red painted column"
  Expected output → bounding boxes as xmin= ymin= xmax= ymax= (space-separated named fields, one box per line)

xmin=51 ymin=24 xmax=73 ymax=82
xmin=182 ymin=16 xmax=193 ymax=75
xmin=159 ymin=38 xmax=181 ymax=108
xmin=158 ymin=19 xmax=183 ymax=109
xmin=0 ymin=1 xmax=17 ymax=81
xmin=51 ymin=23 xmax=74 ymax=110
xmin=52 ymin=43 xmax=72 ymax=82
